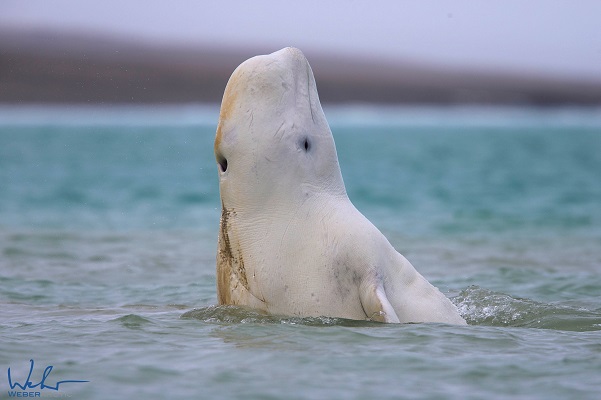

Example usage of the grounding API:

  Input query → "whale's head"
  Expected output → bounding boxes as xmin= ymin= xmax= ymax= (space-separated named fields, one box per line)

xmin=214 ymin=47 xmax=346 ymax=211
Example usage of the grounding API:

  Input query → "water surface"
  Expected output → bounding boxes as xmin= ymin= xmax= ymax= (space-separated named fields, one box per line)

xmin=1 ymin=105 xmax=600 ymax=399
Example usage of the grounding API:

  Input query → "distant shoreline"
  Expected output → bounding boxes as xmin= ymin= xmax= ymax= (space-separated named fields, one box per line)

xmin=2 ymin=29 xmax=601 ymax=106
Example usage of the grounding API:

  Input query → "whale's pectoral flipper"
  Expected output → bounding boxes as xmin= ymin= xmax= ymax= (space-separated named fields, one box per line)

xmin=359 ymin=278 xmax=401 ymax=323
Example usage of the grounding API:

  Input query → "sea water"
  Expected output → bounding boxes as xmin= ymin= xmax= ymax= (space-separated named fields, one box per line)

xmin=0 ymin=105 xmax=600 ymax=399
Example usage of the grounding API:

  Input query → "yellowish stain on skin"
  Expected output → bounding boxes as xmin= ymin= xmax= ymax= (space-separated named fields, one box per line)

xmin=215 ymin=67 xmax=253 ymax=305
xmin=214 ymin=69 xmax=243 ymax=155
xmin=216 ymin=205 xmax=251 ymax=305
xmin=215 ymin=68 xmax=245 ymax=305
xmin=216 ymin=205 xmax=233 ymax=304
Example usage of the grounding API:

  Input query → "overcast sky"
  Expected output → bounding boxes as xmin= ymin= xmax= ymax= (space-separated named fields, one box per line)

xmin=1 ymin=0 xmax=600 ymax=81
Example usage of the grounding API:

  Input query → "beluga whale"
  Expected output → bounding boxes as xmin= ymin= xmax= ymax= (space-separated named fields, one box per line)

xmin=214 ymin=47 xmax=466 ymax=325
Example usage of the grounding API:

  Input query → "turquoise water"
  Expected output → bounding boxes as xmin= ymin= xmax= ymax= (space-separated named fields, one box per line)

xmin=1 ymin=105 xmax=600 ymax=399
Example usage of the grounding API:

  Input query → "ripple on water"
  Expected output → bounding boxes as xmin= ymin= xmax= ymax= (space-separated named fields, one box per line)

xmin=181 ymin=305 xmax=382 ymax=327
xmin=112 ymin=314 xmax=154 ymax=330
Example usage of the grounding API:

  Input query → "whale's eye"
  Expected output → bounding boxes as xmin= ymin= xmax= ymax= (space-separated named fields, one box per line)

xmin=303 ymin=138 xmax=310 ymax=152
xmin=217 ymin=156 xmax=228 ymax=173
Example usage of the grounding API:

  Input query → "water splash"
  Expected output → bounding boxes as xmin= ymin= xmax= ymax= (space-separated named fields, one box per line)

xmin=453 ymin=285 xmax=601 ymax=332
